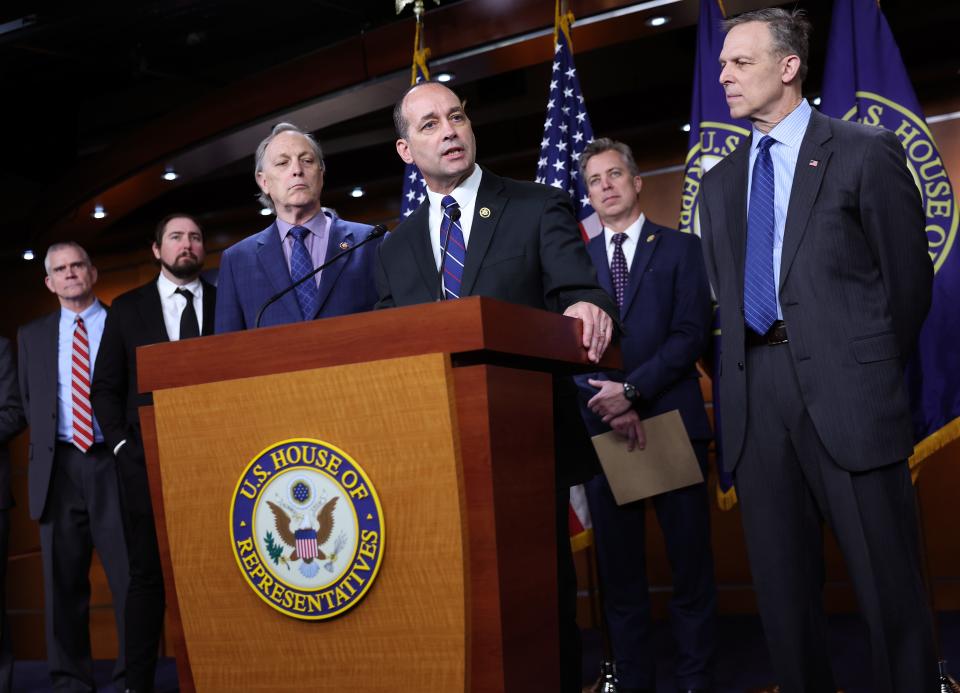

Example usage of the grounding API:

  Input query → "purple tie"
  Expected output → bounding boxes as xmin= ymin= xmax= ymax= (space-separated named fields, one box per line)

xmin=610 ymin=232 xmax=629 ymax=308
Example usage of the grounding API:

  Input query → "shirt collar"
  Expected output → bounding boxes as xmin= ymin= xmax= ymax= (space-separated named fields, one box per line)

xmin=753 ymin=98 xmax=812 ymax=151
xmin=603 ymin=213 xmax=645 ymax=247
xmin=276 ymin=208 xmax=330 ymax=240
xmin=60 ymin=298 xmax=104 ymax=324
xmin=426 ymin=164 xmax=483 ymax=211
xmin=157 ymin=272 xmax=203 ymax=299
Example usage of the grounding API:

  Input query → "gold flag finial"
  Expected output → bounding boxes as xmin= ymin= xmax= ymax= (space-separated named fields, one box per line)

xmin=396 ymin=0 xmax=439 ymax=21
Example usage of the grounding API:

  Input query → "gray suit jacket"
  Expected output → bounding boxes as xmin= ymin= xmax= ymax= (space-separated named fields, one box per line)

xmin=18 ymin=312 xmax=67 ymax=519
xmin=0 ymin=338 xmax=26 ymax=510
xmin=700 ymin=108 xmax=932 ymax=473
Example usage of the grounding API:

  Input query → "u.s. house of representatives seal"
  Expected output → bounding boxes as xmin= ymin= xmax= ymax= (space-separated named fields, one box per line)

xmin=229 ymin=438 xmax=385 ymax=620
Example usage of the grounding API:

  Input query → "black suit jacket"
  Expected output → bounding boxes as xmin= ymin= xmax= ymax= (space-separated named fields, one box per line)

xmin=91 ymin=277 xmax=216 ymax=457
xmin=376 ymin=168 xmax=617 ymax=484
xmin=700 ymin=108 xmax=933 ymax=472
xmin=0 ymin=338 xmax=26 ymax=511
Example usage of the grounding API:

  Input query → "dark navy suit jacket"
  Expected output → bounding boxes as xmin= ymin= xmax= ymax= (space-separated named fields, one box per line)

xmin=215 ymin=209 xmax=380 ymax=332
xmin=578 ymin=220 xmax=712 ymax=441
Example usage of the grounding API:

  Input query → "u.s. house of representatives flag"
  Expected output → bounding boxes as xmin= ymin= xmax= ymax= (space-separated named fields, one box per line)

xmin=682 ymin=0 xmax=749 ymax=509
xmin=821 ymin=0 xmax=960 ymax=472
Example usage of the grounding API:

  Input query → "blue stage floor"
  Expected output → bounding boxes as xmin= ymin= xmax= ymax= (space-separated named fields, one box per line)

xmin=11 ymin=611 xmax=960 ymax=691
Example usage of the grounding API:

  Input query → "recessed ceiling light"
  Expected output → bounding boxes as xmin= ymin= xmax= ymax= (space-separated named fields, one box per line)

xmin=259 ymin=206 xmax=272 ymax=216
xmin=92 ymin=204 xmax=108 ymax=220
xmin=435 ymin=72 xmax=455 ymax=83
xmin=350 ymin=186 xmax=365 ymax=198
xmin=162 ymin=165 xmax=179 ymax=181
xmin=682 ymin=122 xmax=691 ymax=132
xmin=22 ymin=249 xmax=34 ymax=261
xmin=645 ymin=15 xmax=670 ymax=27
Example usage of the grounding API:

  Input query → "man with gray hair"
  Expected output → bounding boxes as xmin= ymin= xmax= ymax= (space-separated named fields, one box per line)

xmin=215 ymin=122 xmax=380 ymax=331
xmin=18 ymin=242 xmax=130 ymax=691
xmin=700 ymin=8 xmax=936 ymax=690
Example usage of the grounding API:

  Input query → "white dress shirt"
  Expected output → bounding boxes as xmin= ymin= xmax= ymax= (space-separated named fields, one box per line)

xmin=157 ymin=273 xmax=204 ymax=341
xmin=426 ymin=165 xmax=483 ymax=269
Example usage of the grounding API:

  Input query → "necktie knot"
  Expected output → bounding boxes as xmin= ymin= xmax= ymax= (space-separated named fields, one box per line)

xmin=175 ymin=287 xmax=194 ymax=301
xmin=75 ymin=316 xmax=85 ymax=330
xmin=441 ymin=195 xmax=460 ymax=217
xmin=611 ymin=232 xmax=627 ymax=248
xmin=757 ymin=135 xmax=775 ymax=155
xmin=290 ymin=226 xmax=310 ymax=242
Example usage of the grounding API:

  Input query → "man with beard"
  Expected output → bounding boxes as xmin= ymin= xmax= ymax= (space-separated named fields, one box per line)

xmin=92 ymin=213 xmax=216 ymax=693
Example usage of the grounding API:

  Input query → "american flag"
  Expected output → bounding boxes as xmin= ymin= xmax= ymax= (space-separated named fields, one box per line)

xmin=534 ymin=7 xmax=600 ymax=239
xmin=400 ymin=21 xmax=431 ymax=218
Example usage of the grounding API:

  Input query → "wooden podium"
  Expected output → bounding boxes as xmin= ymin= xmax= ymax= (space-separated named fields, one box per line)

xmin=137 ymin=297 xmax=617 ymax=692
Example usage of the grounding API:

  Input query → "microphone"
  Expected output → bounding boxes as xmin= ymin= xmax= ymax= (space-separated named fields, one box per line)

xmin=436 ymin=207 xmax=462 ymax=301
xmin=255 ymin=224 xmax=388 ymax=328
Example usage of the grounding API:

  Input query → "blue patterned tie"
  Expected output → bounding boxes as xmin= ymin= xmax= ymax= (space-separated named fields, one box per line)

xmin=440 ymin=195 xmax=466 ymax=300
xmin=289 ymin=226 xmax=320 ymax=320
xmin=743 ymin=136 xmax=778 ymax=335
xmin=610 ymin=232 xmax=629 ymax=309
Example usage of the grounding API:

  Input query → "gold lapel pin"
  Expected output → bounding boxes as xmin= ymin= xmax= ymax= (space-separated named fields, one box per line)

xmin=339 ymin=241 xmax=351 ymax=250
xmin=646 ymin=234 xmax=656 ymax=243
xmin=479 ymin=207 xmax=492 ymax=218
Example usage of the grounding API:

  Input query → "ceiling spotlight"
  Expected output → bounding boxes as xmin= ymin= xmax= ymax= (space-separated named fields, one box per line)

xmin=259 ymin=206 xmax=272 ymax=216
xmin=645 ymin=15 xmax=670 ymax=27
xmin=22 ymin=249 xmax=34 ymax=261
xmin=350 ymin=186 xmax=365 ymax=198
xmin=435 ymin=72 xmax=455 ymax=83
xmin=162 ymin=165 xmax=179 ymax=181
xmin=682 ymin=122 xmax=691 ymax=132
xmin=813 ymin=96 xmax=822 ymax=106
xmin=92 ymin=204 xmax=108 ymax=220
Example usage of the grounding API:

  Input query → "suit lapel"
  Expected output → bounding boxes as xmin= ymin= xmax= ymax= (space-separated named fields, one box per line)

xmin=720 ymin=138 xmax=751 ymax=300
xmin=136 ymin=281 xmax=170 ymax=343
xmin=256 ymin=224 xmax=302 ymax=321
xmin=314 ymin=216 xmax=354 ymax=316
xmin=201 ymin=278 xmax=216 ymax=336
xmin=779 ymin=110 xmax=832 ymax=291
xmin=42 ymin=312 xmax=60 ymax=405
xmin=621 ymin=221 xmax=660 ymax=317
xmin=403 ymin=202 xmax=441 ymax=298
xmin=461 ymin=169 xmax=505 ymax=296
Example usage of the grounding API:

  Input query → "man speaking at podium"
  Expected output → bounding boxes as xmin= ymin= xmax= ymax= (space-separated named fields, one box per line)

xmin=376 ymin=80 xmax=618 ymax=692
xmin=215 ymin=123 xmax=380 ymax=332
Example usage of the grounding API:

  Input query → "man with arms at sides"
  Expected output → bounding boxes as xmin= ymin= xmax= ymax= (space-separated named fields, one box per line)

xmin=376 ymin=80 xmax=618 ymax=693
xmin=700 ymin=8 xmax=936 ymax=691
xmin=577 ymin=138 xmax=716 ymax=693
xmin=0 ymin=338 xmax=26 ymax=693
xmin=18 ymin=243 xmax=130 ymax=692
xmin=216 ymin=123 xmax=380 ymax=332
xmin=91 ymin=214 xmax=215 ymax=693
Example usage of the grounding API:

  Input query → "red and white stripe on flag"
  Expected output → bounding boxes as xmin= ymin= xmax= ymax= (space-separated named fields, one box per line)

xmin=568 ymin=483 xmax=593 ymax=552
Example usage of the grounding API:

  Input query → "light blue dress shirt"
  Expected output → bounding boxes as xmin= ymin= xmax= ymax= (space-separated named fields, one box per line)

xmin=57 ymin=300 xmax=106 ymax=443
xmin=746 ymin=99 xmax=812 ymax=319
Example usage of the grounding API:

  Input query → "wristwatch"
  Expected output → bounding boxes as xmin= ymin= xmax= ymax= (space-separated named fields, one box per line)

xmin=622 ymin=382 xmax=640 ymax=403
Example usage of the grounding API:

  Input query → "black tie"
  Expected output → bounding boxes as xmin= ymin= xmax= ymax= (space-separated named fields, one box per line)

xmin=176 ymin=288 xmax=200 ymax=339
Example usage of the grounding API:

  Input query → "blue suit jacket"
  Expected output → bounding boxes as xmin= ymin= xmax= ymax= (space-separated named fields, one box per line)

xmin=215 ymin=209 xmax=380 ymax=332
xmin=578 ymin=220 xmax=713 ymax=441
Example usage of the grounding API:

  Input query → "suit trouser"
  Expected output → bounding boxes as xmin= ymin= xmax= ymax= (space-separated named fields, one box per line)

xmin=115 ymin=445 xmax=165 ymax=693
xmin=0 ymin=509 xmax=12 ymax=693
xmin=735 ymin=341 xmax=937 ymax=693
xmin=586 ymin=441 xmax=716 ymax=690
xmin=40 ymin=444 xmax=129 ymax=692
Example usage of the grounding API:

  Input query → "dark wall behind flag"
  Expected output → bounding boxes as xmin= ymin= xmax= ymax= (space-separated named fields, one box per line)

xmin=821 ymin=0 xmax=960 ymax=471
xmin=681 ymin=0 xmax=749 ymax=509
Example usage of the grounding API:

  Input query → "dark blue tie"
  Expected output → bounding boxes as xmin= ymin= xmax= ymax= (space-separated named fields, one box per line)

xmin=610 ymin=232 xmax=629 ymax=309
xmin=440 ymin=195 xmax=466 ymax=300
xmin=289 ymin=226 xmax=320 ymax=320
xmin=744 ymin=135 xmax=778 ymax=335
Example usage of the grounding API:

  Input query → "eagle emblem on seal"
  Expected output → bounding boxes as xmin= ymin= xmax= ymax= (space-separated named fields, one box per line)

xmin=267 ymin=497 xmax=339 ymax=577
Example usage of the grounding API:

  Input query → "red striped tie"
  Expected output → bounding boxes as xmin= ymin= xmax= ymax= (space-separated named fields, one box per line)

xmin=71 ymin=317 xmax=94 ymax=452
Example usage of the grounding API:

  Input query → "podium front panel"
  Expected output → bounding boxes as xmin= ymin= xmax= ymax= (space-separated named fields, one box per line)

xmin=152 ymin=353 xmax=467 ymax=690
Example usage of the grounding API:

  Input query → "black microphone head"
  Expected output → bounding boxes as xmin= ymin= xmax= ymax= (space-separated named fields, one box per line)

xmin=369 ymin=224 xmax=389 ymax=238
xmin=449 ymin=208 xmax=462 ymax=223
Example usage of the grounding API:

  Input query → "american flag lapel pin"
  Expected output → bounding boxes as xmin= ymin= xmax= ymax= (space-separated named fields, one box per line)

xmin=809 ymin=159 xmax=819 ymax=167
